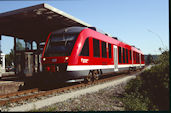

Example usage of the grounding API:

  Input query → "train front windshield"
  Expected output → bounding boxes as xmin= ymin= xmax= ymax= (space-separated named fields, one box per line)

xmin=44 ymin=33 xmax=78 ymax=57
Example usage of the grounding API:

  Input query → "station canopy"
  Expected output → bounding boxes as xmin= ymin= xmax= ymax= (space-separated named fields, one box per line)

xmin=0 ymin=3 xmax=91 ymax=42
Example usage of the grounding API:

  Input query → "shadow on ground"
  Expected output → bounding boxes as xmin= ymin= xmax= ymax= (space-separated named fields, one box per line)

xmin=1 ymin=72 xmax=77 ymax=91
xmin=1 ymin=70 xmax=130 ymax=91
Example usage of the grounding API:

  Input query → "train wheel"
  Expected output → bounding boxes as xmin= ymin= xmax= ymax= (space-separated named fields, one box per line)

xmin=128 ymin=67 xmax=132 ymax=74
xmin=84 ymin=71 xmax=93 ymax=83
xmin=92 ymin=70 xmax=100 ymax=81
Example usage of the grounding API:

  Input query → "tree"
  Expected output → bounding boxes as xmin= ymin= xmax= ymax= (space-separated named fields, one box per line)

xmin=5 ymin=49 xmax=14 ymax=66
xmin=16 ymin=41 xmax=25 ymax=50
xmin=146 ymin=54 xmax=153 ymax=65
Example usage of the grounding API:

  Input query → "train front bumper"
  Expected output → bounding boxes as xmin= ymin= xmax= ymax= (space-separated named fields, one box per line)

xmin=42 ymin=64 xmax=89 ymax=82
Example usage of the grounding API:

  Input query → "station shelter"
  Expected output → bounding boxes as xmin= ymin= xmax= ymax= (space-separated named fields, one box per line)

xmin=0 ymin=3 xmax=91 ymax=76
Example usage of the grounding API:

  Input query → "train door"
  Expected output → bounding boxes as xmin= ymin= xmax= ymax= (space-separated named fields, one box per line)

xmin=139 ymin=54 xmax=141 ymax=68
xmin=113 ymin=45 xmax=118 ymax=71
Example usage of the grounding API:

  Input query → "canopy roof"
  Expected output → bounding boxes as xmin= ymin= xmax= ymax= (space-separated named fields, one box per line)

xmin=0 ymin=3 xmax=91 ymax=42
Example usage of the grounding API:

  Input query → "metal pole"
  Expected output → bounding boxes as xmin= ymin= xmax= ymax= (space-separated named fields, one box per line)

xmin=0 ymin=35 xmax=2 ymax=78
xmin=31 ymin=41 xmax=33 ymax=50
xmin=0 ymin=35 xmax=1 ymax=58
xmin=31 ymin=41 xmax=35 ymax=73
xmin=0 ymin=35 xmax=1 ymax=57
xmin=14 ymin=37 xmax=16 ymax=74
xmin=36 ymin=41 xmax=40 ymax=72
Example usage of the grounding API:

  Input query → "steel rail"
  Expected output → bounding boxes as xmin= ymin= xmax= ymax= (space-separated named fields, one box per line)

xmin=0 ymin=88 xmax=39 ymax=98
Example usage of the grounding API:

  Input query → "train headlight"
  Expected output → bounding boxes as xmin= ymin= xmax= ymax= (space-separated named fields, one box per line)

xmin=65 ymin=57 xmax=69 ymax=60
xmin=65 ymin=57 xmax=69 ymax=62
xmin=43 ymin=58 xmax=46 ymax=61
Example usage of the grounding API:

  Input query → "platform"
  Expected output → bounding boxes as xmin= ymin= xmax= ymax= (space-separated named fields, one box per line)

xmin=0 ymin=81 xmax=24 ymax=95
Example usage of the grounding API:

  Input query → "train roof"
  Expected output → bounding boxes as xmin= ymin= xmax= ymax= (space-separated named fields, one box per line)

xmin=51 ymin=27 xmax=87 ymax=35
xmin=83 ymin=28 xmax=144 ymax=54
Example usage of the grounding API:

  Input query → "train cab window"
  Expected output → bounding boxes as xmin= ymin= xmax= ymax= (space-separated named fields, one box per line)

xmin=123 ymin=48 xmax=125 ymax=63
xmin=130 ymin=50 xmax=132 ymax=60
xmin=126 ymin=49 xmax=128 ymax=63
xmin=108 ymin=43 xmax=112 ymax=58
xmin=80 ymin=38 xmax=89 ymax=56
xmin=102 ymin=41 xmax=107 ymax=58
xmin=93 ymin=39 xmax=100 ymax=57
xmin=44 ymin=33 xmax=78 ymax=57
xmin=119 ymin=47 xmax=122 ymax=63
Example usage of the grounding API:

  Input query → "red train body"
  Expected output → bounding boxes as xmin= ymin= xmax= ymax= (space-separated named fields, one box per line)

xmin=41 ymin=27 xmax=145 ymax=82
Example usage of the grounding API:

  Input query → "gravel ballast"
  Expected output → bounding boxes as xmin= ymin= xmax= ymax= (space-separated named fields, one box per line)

xmin=39 ymin=83 xmax=126 ymax=111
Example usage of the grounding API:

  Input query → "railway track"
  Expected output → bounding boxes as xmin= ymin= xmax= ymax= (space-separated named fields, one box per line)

xmin=0 ymin=69 xmax=142 ymax=107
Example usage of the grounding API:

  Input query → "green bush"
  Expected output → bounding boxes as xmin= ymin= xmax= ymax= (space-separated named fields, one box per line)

xmin=121 ymin=50 xmax=169 ymax=111
xmin=122 ymin=92 xmax=151 ymax=111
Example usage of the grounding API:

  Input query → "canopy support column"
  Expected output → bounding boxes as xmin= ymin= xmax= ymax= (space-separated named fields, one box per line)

xmin=0 ymin=35 xmax=1 ymax=58
xmin=36 ymin=41 xmax=40 ymax=73
xmin=14 ymin=37 xmax=17 ymax=75
xmin=0 ymin=35 xmax=1 ymax=78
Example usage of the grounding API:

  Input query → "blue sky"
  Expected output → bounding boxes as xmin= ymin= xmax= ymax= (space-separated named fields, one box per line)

xmin=0 ymin=0 xmax=169 ymax=55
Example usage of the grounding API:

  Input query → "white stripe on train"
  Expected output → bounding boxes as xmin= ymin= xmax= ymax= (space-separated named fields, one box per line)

xmin=66 ymin=64 xmax=145 ymax=71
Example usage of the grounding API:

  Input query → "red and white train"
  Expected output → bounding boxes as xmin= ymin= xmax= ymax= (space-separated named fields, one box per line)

xmin=41 ymin=27 xmax=145 ymax=82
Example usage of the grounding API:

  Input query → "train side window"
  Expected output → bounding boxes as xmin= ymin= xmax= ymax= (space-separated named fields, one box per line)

xmin=142 ymin=54 xmax=144 ymax=62
xmin=93 ymin=39 xmax=100 ymax=57
xmin=130 ymin=50 xmax=132 ymax=60
xmin=80 ymin=38 xmax=89 ymax=56
xmin=102 ymin=41 xmax=107 ymax=58
xmin=138 ymin=53 xmax=139 ymax=63
xmin=135 ymin=52 xmax=137 ymax=63
xmin=137 ymin=53 xmax=138 ymax=63
xmin=118 ymin=47 xmax=122 ymax=63
xmin=138 ymin=53 xmax=140 ymax=63
xmin=126 ymin=49 xmax=128 ymax=63
xmin=123 ymin=48 xmax=125 ymax=63
xmin=108 ymin=43 xmax=112 ymax=58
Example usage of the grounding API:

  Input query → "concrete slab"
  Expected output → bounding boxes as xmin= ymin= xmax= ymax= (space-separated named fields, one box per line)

xmin=0 ymin=81 xmax=24 ymax=95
